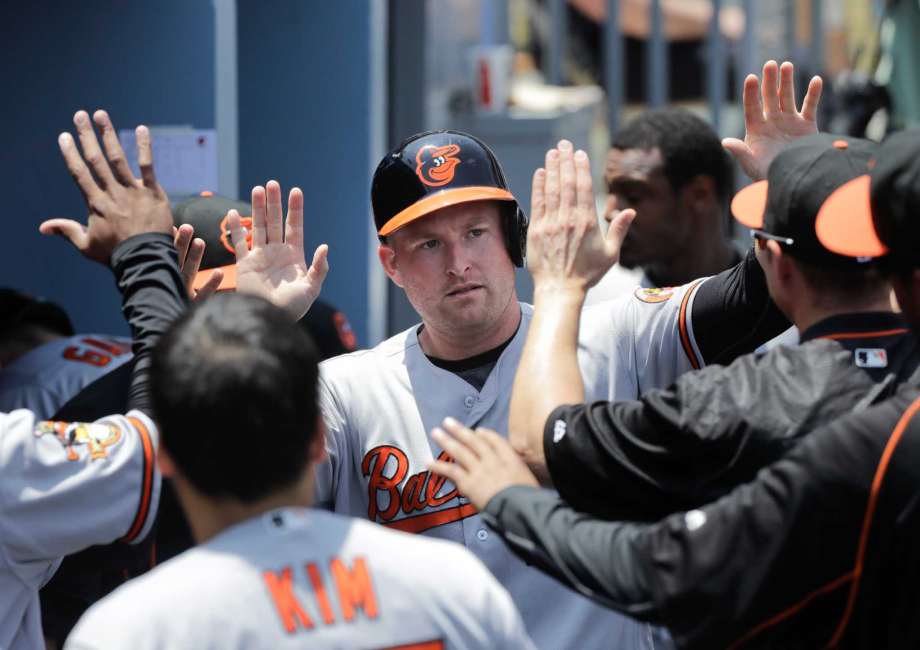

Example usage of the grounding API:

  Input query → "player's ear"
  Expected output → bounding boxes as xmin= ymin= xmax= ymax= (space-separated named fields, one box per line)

xmin=378 ymin=243 xmax=404 ymax=288
xmin=157 ymin=445 xmax=177 ymax=478
xmin=681 ymin=175 xmax=718 ymax=217
xmin=308 ymin=416 xmax=327 ymax=463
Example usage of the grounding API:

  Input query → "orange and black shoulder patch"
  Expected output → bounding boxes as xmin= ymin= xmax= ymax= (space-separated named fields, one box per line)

xmin=634 ymin=286 xmax=675 ymax=304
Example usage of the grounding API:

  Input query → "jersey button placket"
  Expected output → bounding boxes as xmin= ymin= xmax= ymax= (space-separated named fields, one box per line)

xmin=463 ymin=395 xmax=475 ymax=408
xmin=476 ymin=529 xmax=489 ymax=541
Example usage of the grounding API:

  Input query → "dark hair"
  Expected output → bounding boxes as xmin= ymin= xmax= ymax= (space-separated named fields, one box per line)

xmin=792 ymin=257 xmax=889 ymax=307
xmin=611 ymin=108 xmax=734 ymax=204
xmin=151 ymin=293 xmax=320 ymax=503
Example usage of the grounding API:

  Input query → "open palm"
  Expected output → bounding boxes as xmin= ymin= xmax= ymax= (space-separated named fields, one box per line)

xmin=227 ymin=181 xmax=328 ymax=321
xmin=723 ymin=60 xmax=823 ymax=181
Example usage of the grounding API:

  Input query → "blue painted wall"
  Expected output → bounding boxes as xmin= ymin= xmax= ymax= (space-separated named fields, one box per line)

xmin=1 ymin=1 xmax=215 ymax=335
xmin=237 ymin=0 xmax=373 ymax=346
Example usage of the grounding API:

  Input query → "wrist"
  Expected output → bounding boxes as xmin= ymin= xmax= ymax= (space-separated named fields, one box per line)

xmin=532 ymin=283 xmax=587 ymax=306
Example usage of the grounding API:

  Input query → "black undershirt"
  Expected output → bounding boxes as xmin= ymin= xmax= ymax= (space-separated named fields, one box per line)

xmin=423 ymin=327 xmax=517 ymax=391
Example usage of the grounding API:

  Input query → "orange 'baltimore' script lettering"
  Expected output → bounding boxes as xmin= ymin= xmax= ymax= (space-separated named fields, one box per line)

xmin=263 ymin=557 xmax=379 ymax=635
xmin=361 ymin=446 xmax=478 ymax=534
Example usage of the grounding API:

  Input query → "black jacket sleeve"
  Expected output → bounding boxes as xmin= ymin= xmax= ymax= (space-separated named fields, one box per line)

xmin=484 ymin=389 xmax=920 ymax=648
xmin=691 ymin=247 xmax=790 ymax=365
xmin=109 ymin=233 xmax=187 ymax=414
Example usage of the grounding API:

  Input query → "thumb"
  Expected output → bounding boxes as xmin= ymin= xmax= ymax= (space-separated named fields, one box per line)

xmin=722 ymin=138 xmax=761 ymax=180
xmin=605 ymin=208 xmax=635 ymax=250
xmin=308 ymin=244 xmax=330 ymax=285
xmin=39 ymin=219 xmax=89 ymax=251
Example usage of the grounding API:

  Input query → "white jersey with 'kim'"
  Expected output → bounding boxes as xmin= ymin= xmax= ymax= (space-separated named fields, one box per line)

xmin=0 ymin=408 xmax=159 ymax=650
xmin=315 ymin=280 xmax=707 ymax=650
xmin=66 ymin=507 xmax=535 ymax=650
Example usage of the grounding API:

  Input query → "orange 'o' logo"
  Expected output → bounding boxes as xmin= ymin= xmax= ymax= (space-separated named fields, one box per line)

xmin=415 ymin=144 xmax=461 ymax=187
xmin=219 ymin=213 xmax=253 ymax=255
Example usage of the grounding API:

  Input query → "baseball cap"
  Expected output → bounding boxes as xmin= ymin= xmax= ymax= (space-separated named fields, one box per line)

xmin=172 ymin=192 xmax=251 ymax=293
xmin=816 ymin=130 xmax=920 ymax=268
xmin=372 ymin=130 xmax=518 ymax=237
xmin=731 ymin=133 xmax=876 ymax=268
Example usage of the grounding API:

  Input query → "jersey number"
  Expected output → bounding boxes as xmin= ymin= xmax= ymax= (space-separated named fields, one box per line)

xmin=62 ymin=337 xmax=130 ymax=367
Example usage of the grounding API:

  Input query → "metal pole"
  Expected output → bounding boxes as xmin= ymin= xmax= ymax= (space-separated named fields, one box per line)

xmin=737 ymin=0 xmax=756 ymax=90
xmin=707 ymin=0 xmax=725 ymax=132
xmin=481 ymin=0 xmax=509 ymax=46
xmin=548 ymin=0 xmax=567 ymax=85
xmin=647 ymin=0 xmax=668 ymax=106
xmin=810 ymin=0 xmax=824 ymax=76
xmin=605 ymin=0 xmax=624 ymax=134
xmin=784 ymin=0 xmax=797 ymax=57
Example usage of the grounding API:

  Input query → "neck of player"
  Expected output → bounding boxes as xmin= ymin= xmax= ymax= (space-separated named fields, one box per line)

xmin=174 ymin=471 xmax=317 ymax=544
xmin=789 ymin=291 xmax=897 ymax=334
xmin=419 ymin=296 xmax=522 ymax=361
xmin=645 ymin=233 xmax=736 ymax=288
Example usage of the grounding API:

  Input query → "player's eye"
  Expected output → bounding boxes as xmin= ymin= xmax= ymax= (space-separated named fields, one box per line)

xmin=468 ymin=228 xmax=484 ymax=238
xmin=419 ymin=239 xmax=440 ymax=250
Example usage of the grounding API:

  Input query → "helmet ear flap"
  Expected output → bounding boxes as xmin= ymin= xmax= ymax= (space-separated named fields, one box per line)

xmin=502 ymin=203 xmax=529 ymax=267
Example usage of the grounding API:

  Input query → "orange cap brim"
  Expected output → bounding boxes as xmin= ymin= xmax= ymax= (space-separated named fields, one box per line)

xmin=730 ymin=180 xmax=769 ymax=229
xmin=378 ymin=186 xmax=516 ymax=237
xmin=192 ymin=264 xmax=237 ymax=292
xmin=815 ymin=174 xmax=889 ymax=258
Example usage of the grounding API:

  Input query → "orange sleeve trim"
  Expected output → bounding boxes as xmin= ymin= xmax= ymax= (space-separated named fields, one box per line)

xmin=121 ymin=416 xmax=155 ymax=543
xmin=382 ymin=503 xmax=478 ymax=534
xmin=678 ymin=280 xmax=705 ymax=370
xmin=726 ymin=572 xmax=855 ymax=649
xmin=818 ymin=328 xmax=909 ymax=341
xmin=827 ymin=394 xmax=920 ymax=646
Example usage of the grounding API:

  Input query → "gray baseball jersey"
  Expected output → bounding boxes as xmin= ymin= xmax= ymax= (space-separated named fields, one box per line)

xmin=0 ymin=335 xmax=132 ymax=420
xmin=66 ymin=507 xmax=535 ymax=650
xmin=0 ymin=408 xmax=159 ymax=650
xmin=316 ymin=281 xmax=707 ymax=650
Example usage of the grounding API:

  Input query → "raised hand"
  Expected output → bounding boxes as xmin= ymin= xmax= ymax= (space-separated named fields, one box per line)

xmin=722 ymin=60 xmax=823 ymax=181
xmin=528 ymin=140 xmax=635 ymax=294
xmin=41 ymin=110 xmax=173 ymax=262
xmin=428 ymin=418 xmax=539 ymax=511
xmin=173 ymin=225 xmax=223 ymax=301
xmin=227 ymin=180 xmax=328 ymax=321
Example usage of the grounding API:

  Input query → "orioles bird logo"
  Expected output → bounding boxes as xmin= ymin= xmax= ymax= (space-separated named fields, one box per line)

xmin=34 ymin=420 xmax=122 ymax=461
xmin=416 ymin=144 xmax=461 ymax=187
xmin=219 ymin=213 xmax=253 ymax=255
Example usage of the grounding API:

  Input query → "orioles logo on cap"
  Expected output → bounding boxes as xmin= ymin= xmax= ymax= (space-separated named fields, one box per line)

xmin=219 ymin=213 xmax=253 ymax=255
xmin=416 ymin=144 xmax=461 ymax=187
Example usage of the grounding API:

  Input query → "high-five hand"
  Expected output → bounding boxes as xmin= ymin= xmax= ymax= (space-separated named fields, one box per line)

xmin=41 ymin=110 xmax=173 ymax=262
xmin=227 ymin=181 xmax=328 ymax=321
xmin=527 ymin=140 xmax=635 ymax=294
xmin=722 ymin=60 xmax=823 ymax=181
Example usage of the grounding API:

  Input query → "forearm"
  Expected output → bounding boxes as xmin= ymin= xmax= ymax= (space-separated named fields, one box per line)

xmin=509 ymin=287 xmax=586 ymax=477
xmin=481 ymin=486 xmax=660 ymax=620
xmin=110 ymin=233 xmax=188 ymax=414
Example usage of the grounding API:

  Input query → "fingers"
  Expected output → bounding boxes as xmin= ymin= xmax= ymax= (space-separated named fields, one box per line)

xmin=73 ymin=110 xmax=116 ymax=189
xmin=441 ymin=417 xmax=492 ymax=459
xmin=284 ymin=187 xmax=304 ymax=248
xmin=38 ymin=218 xmax=90 ymax=251
xmin=250 ymin=185 xmax=267 ymax=247
xmin=174 ymin=224 xmax=194 ymax=265
xmin=778 ymin=61 xmax=796 ymax=113
xmin=58 ymin=132 xmax=104 ymax=205
xmin=544 ymin=148 xmax=561 ymax=219
xmin=605 ymin=208 xmax=635 ymax=248
xmin=761 ymin=60 xmax=780 ymax=116
xmin=265 ymin=180 xmax=284 ymax=244
xmin=194 ymin=269 xmax=224 ymax=301
xmin=307 ymin=244 xmax=330 ymax=285
xmin=428 ymin=459 xmax=464 ymax=484
xmin=93 ymin=110 xmax=134 ymax=186
xmin=741 ymin=74 xmax=765 ymax=128
xmin=558 ymin=140 xmax=576 ymax=219
xmin=183 ymin=238 xmax=206 ymax=290
xmin=800 ymin=75 xmax=823 ymax=123
xmin=226 ymin=209 xmax=251 ymax=260
xmin=530 ymin=168 xmax=546 ymax=224
xmin=135 ymin=125 xmax=158 ymax=189
xmin=574 ymin=149 xmax=595 ymax=219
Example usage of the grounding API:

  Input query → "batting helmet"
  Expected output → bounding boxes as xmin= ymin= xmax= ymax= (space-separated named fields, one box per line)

xmin=371 ymin=130 xmax=528 ymax=267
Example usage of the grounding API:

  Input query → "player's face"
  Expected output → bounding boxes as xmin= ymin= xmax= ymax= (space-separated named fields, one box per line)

xmin=604 ymin=147 xmax=690 ymax=270
xmin=379 ymin=201 xmax=517 ymax=338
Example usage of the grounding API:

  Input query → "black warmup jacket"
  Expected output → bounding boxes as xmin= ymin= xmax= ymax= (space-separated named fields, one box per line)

xmin=546 ymin=311 xmax=919 ymax=521
xmin=483 ymin=382 xmax=920 ymax=647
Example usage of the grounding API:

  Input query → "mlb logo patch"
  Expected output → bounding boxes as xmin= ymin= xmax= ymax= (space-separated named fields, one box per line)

xmin=855 ymin=348 xmax=888 ymax=368
xmin=552 ymin=420 xmax=567 ymax=443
